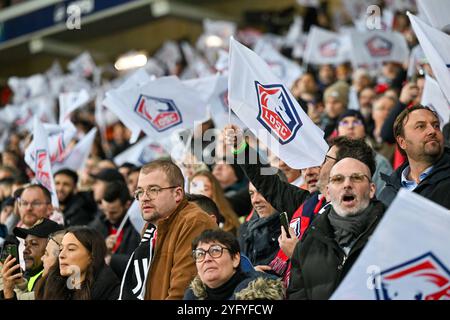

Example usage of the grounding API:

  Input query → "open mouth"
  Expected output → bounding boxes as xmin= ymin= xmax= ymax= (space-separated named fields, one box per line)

xmin=342 ymin=194 xmax=356 ymax=205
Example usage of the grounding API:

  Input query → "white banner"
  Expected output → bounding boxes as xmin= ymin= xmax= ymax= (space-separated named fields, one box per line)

xmin=104 ymin=75 xmax=209 ymax=140
xmin=417 ymin=0 xmax=450 ymax=31
xmin=114 ymin=136 xmax=168 ymax=167
xmin=350 ymin=30 xmax=409 ymax=68
xmin=31 ymin=117 xmax=59 ymax=208
xmin=421 ymin=75 xmax=450 ymax=127
xmin=408 ymin=12 xmax=450 ymax=105
xmin=228 ymin=37 xmax=328 ymax=169
xmin=303 ymin=26 xmax=350 ymax=65
xmin=59 ymin=89 xmax=90 ymax=124
xmin=332 ymin=189 xmax=450 ymax=300
xmin=52 ymin=128 xmax=97 ymax=173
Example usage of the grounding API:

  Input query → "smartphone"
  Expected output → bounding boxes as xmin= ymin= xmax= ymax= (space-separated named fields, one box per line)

xmin=0 ymin=244 xmax=20 ymax=274
xmin=279 ymin=212 xmax=291 ymax=238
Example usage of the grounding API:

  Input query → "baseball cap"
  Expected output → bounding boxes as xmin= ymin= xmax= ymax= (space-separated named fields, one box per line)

xmin=90 ymin=168 xmax=126 ymax=183
xmin=13 ymin=218 xmax=64 ymax=239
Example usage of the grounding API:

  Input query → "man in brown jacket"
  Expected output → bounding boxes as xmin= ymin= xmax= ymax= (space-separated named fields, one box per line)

xmin=122 ymin=159 xmax=217 ymax=300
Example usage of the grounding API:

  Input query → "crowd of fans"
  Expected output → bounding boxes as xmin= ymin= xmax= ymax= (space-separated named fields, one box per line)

xmin=0 ymin=1 xmax=450 ymax=301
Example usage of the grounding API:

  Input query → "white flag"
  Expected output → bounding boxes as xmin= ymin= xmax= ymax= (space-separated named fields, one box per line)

xmin=59 ymin=89 xmax=90 ymax=124
xmin=408 ymin=12 xmax=450 ymax=105
xmin=68 ymin=52 xmax=96 ymax=78
xmin=32 ymin=117 xmax=59 ymax=208
xmin=207 ymin=74 xmax=246 ymax=130
xmin=349 ymin=30 xmax=409 ymax=68
xmin=120 ymin=200 xmax=146 ymax=234
xmin=331 ymin=189 xmax=450 ymax=300
xmin=421 ymin=75 xmax=450 ymax=126
xmin=417 ymin=0 xmax=450 ymax=31
xmin=25 ymin=121 xmax=77 ymax=169
xmin=52 ymin=128 xmax=97 ymax=173
xmin=254 ymin=40 xmax=304 ymax=88
xmin=228 ymin=37 xmax=328 ymax=169
xmin=303 ymin=26 xmax=350 ymax=65
xmin=104 ymin=76 xmax=209 ymax=139
xmin=114 ymin=136 xmax=168 ymax=167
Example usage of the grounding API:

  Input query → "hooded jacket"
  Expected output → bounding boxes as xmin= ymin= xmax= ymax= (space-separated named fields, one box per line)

xmin=378 ymin=147 xmax=450 ymax=209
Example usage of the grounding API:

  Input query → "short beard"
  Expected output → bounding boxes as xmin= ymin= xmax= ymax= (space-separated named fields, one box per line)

xmin=332 ymin=197 xmax=371 ymax=217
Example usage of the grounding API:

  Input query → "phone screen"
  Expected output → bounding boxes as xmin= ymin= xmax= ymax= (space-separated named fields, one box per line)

xmin=0 ymin=244 xmax=20 ymax=274
xmin=279 ymin=212 xmax=291 ymax=238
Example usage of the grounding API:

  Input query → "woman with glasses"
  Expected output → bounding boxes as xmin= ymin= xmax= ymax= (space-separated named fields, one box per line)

xmin=184 ymin=229 xmax=285 ymax=300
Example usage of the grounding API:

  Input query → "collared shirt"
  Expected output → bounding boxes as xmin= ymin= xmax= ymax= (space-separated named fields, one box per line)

xmin=401 ymin=165 xmax=434 ymax=190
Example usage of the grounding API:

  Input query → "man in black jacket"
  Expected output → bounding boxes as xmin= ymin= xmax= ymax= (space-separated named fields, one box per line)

xmin=378 ymin=105 xmax=450 ymax=209
xmin=54 ymin=169 xmax=97 ymax=227
xmin=288 ymin=157 xmax=385 ymax=300
xmin=89 ymin=181 xmax=141 ymax=278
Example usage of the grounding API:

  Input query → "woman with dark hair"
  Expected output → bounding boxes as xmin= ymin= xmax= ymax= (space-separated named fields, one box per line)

xmin=184 ymin=229 xmax=285 ymax=300
xmin=38 ymin=226 xmax=120 ymax=300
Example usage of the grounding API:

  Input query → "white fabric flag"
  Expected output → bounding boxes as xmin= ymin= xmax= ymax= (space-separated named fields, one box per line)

xmin=59 ymin=89 xmax=90 ymax=124
xmin=114 ymin=136 xmax=168 ymax=167
xmin=119 ymin=200 xmax=146 ymax=234
xmin=254 ymin=40 xmax=304 ymax=88
xmin=350 ymin=30 xmax=409 ymax=68
xmin=408 ymin=12 xmax=450 ymax=105
xmin=228 ymin=37 xmax=328 ymax=169
xmin=52 ymin=128 xmax=97 ymax=173
xmin=32 ymin=117 xmax=59 ymax=208
xmin=331 ymin=189 xmax=450 ymax=300
xmin=25 ymin=121 xmax=77 ymax=169
xmin=207 ymin=74 xmax=246 ymax=130
xmin=104 ymin=76 xmax=209 ymax=139
xmin=421 ymin=75 xmax=450 ymax=126
xmin=68 ymin=52 xmax=96 ymax=78
xmin=103 ymin=68 xmax=153 ymax=143
xmin=303 ymin=26 xmax=350 ymax=65
xmin=417 ymin=0 xmax=450 ymax=31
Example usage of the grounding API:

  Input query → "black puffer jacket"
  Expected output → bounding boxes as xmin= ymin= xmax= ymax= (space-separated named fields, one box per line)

xmin=91 ymin=265 xmax=120 ymax=300
xmin=287 ymin=200 xmax=385 ymax=300
xmin=378 ymin=148 xmax=450 ymax=209
xmin=238 ymin=212 xmax=281 ymax=266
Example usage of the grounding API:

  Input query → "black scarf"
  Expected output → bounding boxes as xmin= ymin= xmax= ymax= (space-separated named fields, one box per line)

xmin=204 ymin=270 xmax=246 ymax=300
xmin=327 ymin=203 xmax=374 ymax=248
xmin=118 ymin=223 xmax=157 ymax=300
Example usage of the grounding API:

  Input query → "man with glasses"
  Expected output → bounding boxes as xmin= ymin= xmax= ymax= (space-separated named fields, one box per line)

xmin=287 ymin=157 xmax=385 ymax=300
xmin=17 ymin=185 xmax=54 ymax=229
xmin=119 ymin=159 xmax=216 ymax=300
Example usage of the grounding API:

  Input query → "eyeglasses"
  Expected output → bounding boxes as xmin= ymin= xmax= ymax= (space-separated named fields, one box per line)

xmin=18 ymin=200 xmax=49 ymax=209
xmin=133 ymin=185 xmax=178 ymax=201
xmin=329 ymin=173 xmax=371 ymax=185
xmin=321 ymin=154 xmax=337 ymax=166
xmin=339 ymin=119 xmax=363 ymax=127
xmin=192 ymin=244 xmax=230 ymax=263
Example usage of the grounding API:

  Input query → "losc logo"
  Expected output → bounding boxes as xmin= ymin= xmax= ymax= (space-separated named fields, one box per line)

xmin=35 ymin=149 xmax=52 ymax=191
xmin=320 ymin=39 xmax=340 ymax=58
xmin=289 ymin=217 xmax=301 ymax=238
xmin=255 ymin=81 xmax=302 ymax=144
xmin=134 ymin=94 xmax=182 ymax=132
xmin=50 ymin=133 xmax=68 ymax=164
xmin=374 ymin=252 xmax=450 ymax=300
xmin=365 ymin=36 xmax=392 ymax=57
